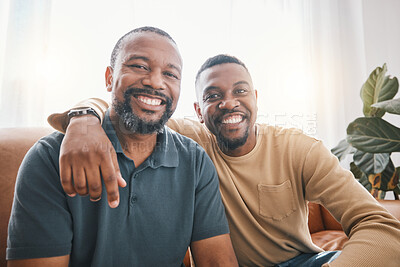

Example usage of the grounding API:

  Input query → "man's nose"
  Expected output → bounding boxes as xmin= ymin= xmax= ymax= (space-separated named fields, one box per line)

xmin=218 ymin=97 xmax=239 ymax=110
xmin=142 ymin=71 xmax=165 ymax=90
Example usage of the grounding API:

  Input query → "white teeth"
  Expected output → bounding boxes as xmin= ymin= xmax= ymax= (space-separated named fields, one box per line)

xmin=137 ymin=96 xmax=162 ymax=106
xmin=222 ymin=115 xmax=243 ymax=124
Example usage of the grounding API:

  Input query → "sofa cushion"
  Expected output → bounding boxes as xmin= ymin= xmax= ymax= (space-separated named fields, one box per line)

xmin=311 ymin=230 xmax=349 ymax=251
xmin=320 ymin=205 xmax=343 ymax=231
xmin=308 ymin=202 xmax=325 ymax=234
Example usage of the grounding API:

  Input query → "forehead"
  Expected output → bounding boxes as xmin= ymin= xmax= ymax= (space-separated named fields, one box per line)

xmin=117 ymin=32 xmax=182 ymax=70
xmin=197 ymin=63 xmax=253 ymax=94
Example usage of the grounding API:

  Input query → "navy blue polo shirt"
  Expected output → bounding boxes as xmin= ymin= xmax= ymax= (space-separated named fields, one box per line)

xmin=7 ymin=112 xmax=229 ymax=266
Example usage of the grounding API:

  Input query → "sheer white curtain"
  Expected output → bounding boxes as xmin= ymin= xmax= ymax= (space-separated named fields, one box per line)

xmin=1 ymin=0 xmax=399 ymax=149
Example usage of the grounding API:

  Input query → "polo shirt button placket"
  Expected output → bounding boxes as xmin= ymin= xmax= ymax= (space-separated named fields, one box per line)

xmin=129 ymin=173 xmax=138 ymax=210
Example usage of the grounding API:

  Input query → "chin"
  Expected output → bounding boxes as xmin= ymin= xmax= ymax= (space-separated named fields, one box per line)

xmin=216 ymin=133 xmax=249 ymax=151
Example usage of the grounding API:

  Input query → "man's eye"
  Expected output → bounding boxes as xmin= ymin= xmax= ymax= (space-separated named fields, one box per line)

xmin=204 ymin=93 xmax=220 ymax=101
xmin=129 ymin=64 xmax=148 ymax=70
xmin=164 ymin=72 xmax=179 ymax=80
xmin=235 ymin=88 xmax=247 ymax=94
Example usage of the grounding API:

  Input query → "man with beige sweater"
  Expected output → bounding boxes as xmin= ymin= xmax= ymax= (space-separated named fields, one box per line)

xmin=48 ymin=54 xmax=400 ymax=266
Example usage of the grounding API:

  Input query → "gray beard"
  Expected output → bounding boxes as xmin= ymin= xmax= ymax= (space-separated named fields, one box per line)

xmin=113 ymin=88 xmax=173 ymax=135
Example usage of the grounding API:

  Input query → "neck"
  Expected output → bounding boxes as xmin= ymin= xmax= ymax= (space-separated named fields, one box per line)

xmin=218 ymin=125 xmax=257 ymax=157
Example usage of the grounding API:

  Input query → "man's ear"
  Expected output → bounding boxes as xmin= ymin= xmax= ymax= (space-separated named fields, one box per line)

xmin=254 ymin=89 xmax=258 ymax=100
xmin=105 ymin=66 xmax=113 ymax=92
xmin=193 ymin=102 xmax=204 ymax=123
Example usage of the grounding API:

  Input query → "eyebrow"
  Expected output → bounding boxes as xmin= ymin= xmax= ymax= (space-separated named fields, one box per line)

xmin=125 ymin=55 xmax=181 ymax=74
xmin=233 ymin=81 xmax=250 ymax=87
xmin=203 ymin=80 xmax=250 ymax=95
xmin=167 ymin=63 xmax=182 ymax=74
xmin=125 ymin=55 xmax=149 ymax=63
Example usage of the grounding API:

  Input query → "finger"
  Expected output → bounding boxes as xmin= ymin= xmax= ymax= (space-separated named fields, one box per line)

xmin=59 ymin=156 xmax=76 ymax=197
xmin=72 ymin=166 xmax=88 ymax=196
xmin=117 ymin=173 xmax=126 ymax=188
xmin=100 ymin=154 xmax=120 ymax=208
xmin=85 ymin=167 xmax=103 ymax=202
xmin=110 ymin=148 xmax=126 ymax=188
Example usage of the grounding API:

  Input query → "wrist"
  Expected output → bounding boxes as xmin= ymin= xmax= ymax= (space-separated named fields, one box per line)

xmin=68 ymin=107 xmax=101 ymax=122
xmin=67 ymin=115 xmax=102 ymax=135
xmin=69 ymin=115 xmax=101 ymax=125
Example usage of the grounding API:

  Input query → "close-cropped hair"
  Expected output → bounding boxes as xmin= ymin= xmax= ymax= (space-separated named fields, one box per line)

xmin=195 ymin=54 xmax=249 ymax=85
xmin=110 ymin=26 xmax=176 ymax=68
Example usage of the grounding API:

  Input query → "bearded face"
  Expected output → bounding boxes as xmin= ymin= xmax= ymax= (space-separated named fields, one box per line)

xmin=113 ymin=87 xmax=173 ymax=134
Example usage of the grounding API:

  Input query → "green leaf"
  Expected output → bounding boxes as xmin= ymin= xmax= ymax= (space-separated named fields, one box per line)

xmin=360 ymin=64 xmax=398 ymax=117
xmin=331 ymin=139 xmax=356 ymax=161
xmin=379 ymin=160 xmax=395 ymax=191
xmin=358 ymin=174 xmax=371 ymax=191
xmin=372 ymin=97 xmax=400 ymax=115
xmin=347 ymin=117 xmax=400 ymax=153
xmin=353 ymin=150 xmax=389 ymax=174
xmin=350 ymin=161 xmax=364 ymax=179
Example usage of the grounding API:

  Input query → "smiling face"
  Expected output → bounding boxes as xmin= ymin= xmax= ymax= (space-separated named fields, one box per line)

xmin=195 ymin=63 xmax=258 ymax=156
xmin=107 ymin=32 xmax=182 ymax=134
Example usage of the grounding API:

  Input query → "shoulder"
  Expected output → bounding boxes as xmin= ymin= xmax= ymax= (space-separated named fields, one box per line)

xmin=37 ymin=131 xmax=65 ymax=147
xmin=167 ymin=118 xmax=212 ymax=146
xmin=258 ymin=123 xmax=320 ymax=150
xmin=166 ymin=126 xmax=205 ymax=153
xmin=165 ymin=127 xmax=216 ymax=173
xmin=15 ymin=131 xmax=65 ymax=199
xmin=22 ymin=131 xmax=64 ymax=169
xmin=35 ymin=131 xmax=64 ymax=155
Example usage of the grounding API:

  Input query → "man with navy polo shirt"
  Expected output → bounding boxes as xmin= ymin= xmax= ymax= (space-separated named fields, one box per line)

xmin=6 ymin=27 xmax=238 ymax=266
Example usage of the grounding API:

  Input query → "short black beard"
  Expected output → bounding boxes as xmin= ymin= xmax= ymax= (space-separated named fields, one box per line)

xmin=216 ymin=128 xmax=249 ymax=151
xmin=113 ymin=87 xmax=173 ymax=134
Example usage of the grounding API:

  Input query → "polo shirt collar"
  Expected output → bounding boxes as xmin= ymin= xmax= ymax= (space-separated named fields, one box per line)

xmin=102 ymin=110 xmax=179 ymax=168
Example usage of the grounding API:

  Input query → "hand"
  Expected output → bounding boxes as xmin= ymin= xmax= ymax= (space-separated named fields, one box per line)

xmin=59 ymin=115 xmax=126 ymax=208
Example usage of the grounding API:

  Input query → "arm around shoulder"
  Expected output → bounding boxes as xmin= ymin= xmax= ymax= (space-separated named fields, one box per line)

xmin=47 ymin=98 xmax=109 ymax=133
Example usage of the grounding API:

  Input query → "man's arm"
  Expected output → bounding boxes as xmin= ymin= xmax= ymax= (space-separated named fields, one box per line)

xmin=303 ymin=141 xmax=400 ymax=266
xmin=8 ymin=255 xmax=69 ymax=267
xmin=47 ymin=98 xmax=127 ymax=208
xmin=188 ymin=147 xmax=238 ymax=266
xmin=47 ymin=98 xmax=109 ymax=133
xmin=190 ymin=234 xmax=238 ymax=266
xmin=60 ymin=116 xmax=125 ymax=208
xmin=47 ymin=98 xmax=203 ymax=208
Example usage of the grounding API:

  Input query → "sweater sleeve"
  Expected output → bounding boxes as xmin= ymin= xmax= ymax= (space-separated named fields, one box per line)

xmin=303 ymin=141 xmax=400 ymax=266
xmin=47 ymin=98 xmax=109 ymax=133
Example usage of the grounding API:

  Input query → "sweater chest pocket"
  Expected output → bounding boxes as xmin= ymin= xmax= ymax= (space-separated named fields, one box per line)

xmin=258 ymin=180 xmax=296 ymax=220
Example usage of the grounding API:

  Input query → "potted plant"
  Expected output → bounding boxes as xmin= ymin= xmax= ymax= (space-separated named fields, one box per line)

xmin=331 ymin=63 xmax=400 ymax=199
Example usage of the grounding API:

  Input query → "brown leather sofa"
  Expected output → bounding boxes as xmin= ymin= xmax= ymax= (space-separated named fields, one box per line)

xmin=1 ymin=127 xmax=400 ymax=266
